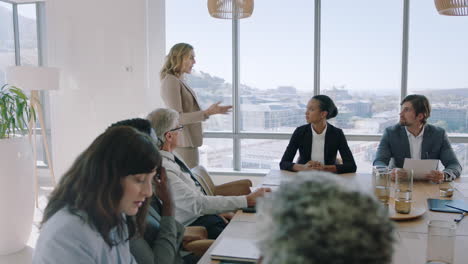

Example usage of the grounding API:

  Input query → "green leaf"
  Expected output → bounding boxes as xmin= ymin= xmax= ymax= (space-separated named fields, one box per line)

xmin=9 ymin=87 xmax=28 ymax=101
xmin=0 ymin=84 xmax=33 ymax=138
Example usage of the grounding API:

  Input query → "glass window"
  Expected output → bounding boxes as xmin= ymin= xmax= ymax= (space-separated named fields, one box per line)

xmin=452 ymin=143 xmax=468 ymax=173
xmin=408 ymin=0 xmax=468 ymax=135
xmin=166 ymin=0 xmax=232 ymax=132
xmin=321 ymin=0 xmax=403 ymax=135
xmin=241 ymin=139 xmax=291 ymax=170
xmin=18 ymin=4 xmax=38 ymax=66
xmin=348 ymin=141 xmax=379 ymax=173
xmin=0 ymin=2 xmax=15 ymax=86
xmin=239 ymin=0 xmax=314 ymax=133
xmin=166 ymin=2 xmax=468 ymax=174
xmin=200 ymin=138 xmax=233 ymax=170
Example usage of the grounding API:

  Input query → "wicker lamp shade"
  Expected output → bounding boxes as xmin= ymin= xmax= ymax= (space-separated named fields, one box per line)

xmin=435 ymin=0 xmax=468 ymax=15
xmin=208 ymin=0 xmax=254 ymax=19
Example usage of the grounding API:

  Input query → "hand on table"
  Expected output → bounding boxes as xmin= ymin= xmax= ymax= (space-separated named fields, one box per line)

xmin=246 ymin=187 xmax=272 ymax=207
xmin=425 ymin=170 xmax=444 ymax=183
xmin=305 ymin=160 xmax=324 ymax=170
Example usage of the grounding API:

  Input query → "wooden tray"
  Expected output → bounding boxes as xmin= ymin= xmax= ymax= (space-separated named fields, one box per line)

xmin=388 ymin=200 xmax=426 ymax=220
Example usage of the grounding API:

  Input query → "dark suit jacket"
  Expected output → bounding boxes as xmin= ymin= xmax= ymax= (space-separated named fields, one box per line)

xmin=280 ymin=123 xmax=357 ymax=174
xmin=129 ymin=198 xmax=185 ymax=264
xmin=373 ymin=124 xmax=462 ymax=180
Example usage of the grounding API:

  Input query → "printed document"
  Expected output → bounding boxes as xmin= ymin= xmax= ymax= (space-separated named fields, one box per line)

xmin=403 ymin=158 xmax=438 ymax=180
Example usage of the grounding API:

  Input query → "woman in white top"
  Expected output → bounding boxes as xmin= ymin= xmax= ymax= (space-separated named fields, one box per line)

xmin=279 ymin=95 xmax=357 ymax=174
xmin=33 ymin=126 xmax=161 ymax=264
xmin=160 ymin=43 xmax=232 ymax=168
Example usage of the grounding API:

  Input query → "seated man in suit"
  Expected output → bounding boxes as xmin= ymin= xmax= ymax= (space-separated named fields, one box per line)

xmin=374 ymin=94 xmax=462 ymax=182
xmin=147 ymin=108 xmax=270 ymax=239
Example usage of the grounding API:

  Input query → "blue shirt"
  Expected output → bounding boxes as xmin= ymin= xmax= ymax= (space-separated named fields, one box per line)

xmin=33 ymin=207 xmax=137 ymax=264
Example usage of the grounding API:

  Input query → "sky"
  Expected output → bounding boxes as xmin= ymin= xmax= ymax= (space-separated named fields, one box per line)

xmin=166 ymin=0 xmax=468 ymax=94
xmin=0 ymin=1 xmax=36 ymax=19
xmin=17 ymin=3 xmax=36 ymax=19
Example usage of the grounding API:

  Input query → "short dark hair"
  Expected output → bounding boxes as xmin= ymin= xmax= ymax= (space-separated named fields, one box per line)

xmin=109 ymin=118 xmax=152 ymax=135
xmin=401 ymin=94 xmax=431 ymax=124
xmin=312 ymin=95 xmax=338 ymax=119
xmin=42 ymin=126 xmax=161 ymax=247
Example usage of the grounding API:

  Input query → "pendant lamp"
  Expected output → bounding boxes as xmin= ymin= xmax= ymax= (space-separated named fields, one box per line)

xmin=435 ymin=0 xmax=468 ymax=16
xmin=208 ymin=0 xmax=254 ymax=19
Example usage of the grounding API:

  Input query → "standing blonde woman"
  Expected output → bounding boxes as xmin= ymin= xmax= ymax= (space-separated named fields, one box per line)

xmin=160 ymin=43 xmax=232 ymax=168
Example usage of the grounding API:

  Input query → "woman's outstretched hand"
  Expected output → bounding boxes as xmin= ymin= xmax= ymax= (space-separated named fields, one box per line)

xmin=204 ymin=101 xmax=232 ymax=116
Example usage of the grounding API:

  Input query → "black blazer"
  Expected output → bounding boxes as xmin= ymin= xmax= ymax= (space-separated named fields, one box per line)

xmin=279 ymin=123 xmax=357 ymax=174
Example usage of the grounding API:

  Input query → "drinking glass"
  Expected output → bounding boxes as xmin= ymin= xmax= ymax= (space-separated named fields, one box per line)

xmin=373 ymin=166 xmax=390 ymax=205
xmin=426 ymin=220 xmax=456 ymax=264
xmin=439 ymin=181 xmax=454 ymax=198
xmin=394 ymin=168 xmax=413 ymax=214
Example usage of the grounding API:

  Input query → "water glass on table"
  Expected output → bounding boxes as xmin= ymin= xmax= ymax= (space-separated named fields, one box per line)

xmin=373 ymin=166 xmax=390 ymax=206
xmin=394 ymin=168 xmax=413 ymax=214
xmin=426 ymin=220 xmax=456 ymax=264
xmin=439 ymin=181 xmax=454 ymax=198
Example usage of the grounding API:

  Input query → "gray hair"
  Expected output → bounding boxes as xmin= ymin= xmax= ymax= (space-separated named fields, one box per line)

xmin=256 ymin=171 xmax=395 ymax=264
xmin=146 ymin=108 xmax=179 ymax=148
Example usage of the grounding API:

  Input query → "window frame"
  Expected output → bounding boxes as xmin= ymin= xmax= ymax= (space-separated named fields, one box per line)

xmin=1 ymin=0 xmax=50 ymax=167
xmin=200 ymin=0 xmax=468 ymax=174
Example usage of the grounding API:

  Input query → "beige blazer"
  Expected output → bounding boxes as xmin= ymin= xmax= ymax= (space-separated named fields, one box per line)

xmin=161 ymin=74 xmax=207 ymax=148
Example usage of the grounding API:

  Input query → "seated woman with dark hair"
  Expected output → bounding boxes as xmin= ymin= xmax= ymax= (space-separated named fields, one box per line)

xmin=33 ymin=126 xmax=160 ymax=264
xmin=280 ymin=95 xmax=357 ymax=174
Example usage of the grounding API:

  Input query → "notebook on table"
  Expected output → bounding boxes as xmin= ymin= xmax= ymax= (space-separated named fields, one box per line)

xmin=445 ymin=200 xmax=468 ymax=212
xmin=427 ymin=198 xmax=466 ymax=213
xmin=210 ymin=237 xmax=260 ymax=263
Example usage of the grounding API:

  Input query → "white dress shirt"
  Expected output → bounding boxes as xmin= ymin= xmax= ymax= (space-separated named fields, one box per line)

xmin=405 ymin=125 xmax=425 ymax=159
xmin=160 ymin=150 xmax=247 ymax=226
xmin=311 ymin=124 xmax=327 ymax=164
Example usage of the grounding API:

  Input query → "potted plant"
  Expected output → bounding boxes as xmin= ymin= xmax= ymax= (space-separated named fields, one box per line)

xmin=0 ymin=84 xmax=36 ymax=255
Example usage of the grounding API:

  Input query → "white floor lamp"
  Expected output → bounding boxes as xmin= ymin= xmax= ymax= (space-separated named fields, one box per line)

xmin=6 ymin=66 xmax=60 ymax=207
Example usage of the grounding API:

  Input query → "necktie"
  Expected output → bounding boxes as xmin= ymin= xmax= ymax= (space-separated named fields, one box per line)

xmin=174 ymin=155 xmax=207 ymax=195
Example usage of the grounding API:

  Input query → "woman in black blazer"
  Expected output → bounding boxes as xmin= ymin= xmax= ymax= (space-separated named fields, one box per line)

xmin=280 ymin=95 xmax=357 ymax=174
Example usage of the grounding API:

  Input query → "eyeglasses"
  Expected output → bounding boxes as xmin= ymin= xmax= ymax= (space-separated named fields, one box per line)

xmin=165 ymin=125 xmax=184 ymax=135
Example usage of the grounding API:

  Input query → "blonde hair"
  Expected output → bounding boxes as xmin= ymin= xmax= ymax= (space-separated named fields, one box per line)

xmin=160 ymin=43 xmax=193 ymax=80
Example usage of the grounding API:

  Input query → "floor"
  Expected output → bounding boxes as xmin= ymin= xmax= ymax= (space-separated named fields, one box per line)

xmin=0 ymin=170 xmax=261 ymax=263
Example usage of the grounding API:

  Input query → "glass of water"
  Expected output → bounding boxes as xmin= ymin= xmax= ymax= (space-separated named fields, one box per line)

xmin=373 ymin=166 xmax=390 ymax=206
xmin=439 ymin=181 xmax=454 ymax=198
xmin=394 ymin=168 xmax=413 ymax=214
xmin=426 ymin=220 xmax=456 ymax=264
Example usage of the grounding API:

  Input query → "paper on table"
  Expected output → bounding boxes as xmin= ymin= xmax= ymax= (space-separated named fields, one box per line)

xmin=403 ymin=158 xmax=438 ymax=180
xmin=210 ymin=237 xmax=260 ymax=263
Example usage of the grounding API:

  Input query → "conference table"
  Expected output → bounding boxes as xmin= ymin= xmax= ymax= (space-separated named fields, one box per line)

xmin=198 ymin=170 xmax=468 ymax=264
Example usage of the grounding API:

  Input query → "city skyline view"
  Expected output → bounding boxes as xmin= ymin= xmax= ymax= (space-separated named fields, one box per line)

xmin=185 ymin=69 xmax=468 ymax=172
xmin=164 ymin=0 xmax=468 ymax=172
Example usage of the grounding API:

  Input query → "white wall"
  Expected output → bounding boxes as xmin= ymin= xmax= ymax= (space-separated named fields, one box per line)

xmin=46 ymin=0 xmax=166 ymax=178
